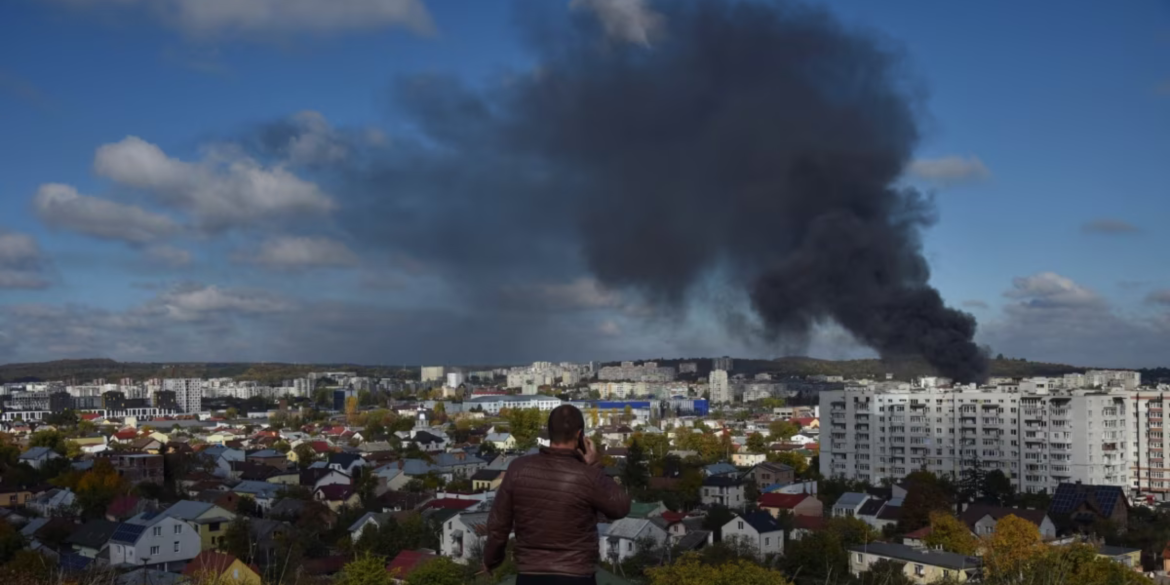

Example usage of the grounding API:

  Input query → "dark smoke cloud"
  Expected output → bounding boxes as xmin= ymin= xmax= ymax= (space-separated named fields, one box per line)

xmin=295 ymin=0 xmax=988 ymax=381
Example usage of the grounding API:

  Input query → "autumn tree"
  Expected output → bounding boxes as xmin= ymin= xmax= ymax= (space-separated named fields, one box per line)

xmin=405 ymin=557 xmax=465 ymax=585
xmin=768 ymin=420 xmax=800 ymax=443
xmin=73 ymin=458 xmax=127 ymax=518
xmin=504 ymin=408 xmax=544 ymax=450
xmin=826 ymin=516 xmax=879 ymax=546
xmin=339 ymin=553 xmax=393 ymax=585
xmin=647 ymin=553 xmax=793 ymax=585
xmin=924 ymin=511 xmax=978 ymax=555
xmin=746 ymin=433 xmax=767 ymax=454
xmin=293 ymin=443 xmax=319 ymax=468
xmin=768 ymin=451 xmax=808 ymax=476
xmin=983 ymin=514 xmax=1044 ymax=581
xmin=621 ymin=438 xmax=649 ymax=494
xmin=346 ymin=396 xmax=360 ymax=422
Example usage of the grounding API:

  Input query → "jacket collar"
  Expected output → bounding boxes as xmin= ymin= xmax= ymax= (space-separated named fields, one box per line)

xmin=539 ymin=446 xmax=585 ymax=463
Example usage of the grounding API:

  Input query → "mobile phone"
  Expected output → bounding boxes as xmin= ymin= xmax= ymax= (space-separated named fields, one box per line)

xmin=577 ymin=433 xmax=588 ymax=454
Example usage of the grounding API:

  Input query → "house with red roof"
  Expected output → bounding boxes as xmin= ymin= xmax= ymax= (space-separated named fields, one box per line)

xmin=758 ymin=493 xmax=822 ymax=518
xmin=314 ymin=484 xmax=360 ymax=511
xmin=425 ymin=498 xmax=479 ymax=512
xmin=386 ymin=550 xmax=437 ymax=583
xmin=792 ymin=417 xmax=819 ymax=429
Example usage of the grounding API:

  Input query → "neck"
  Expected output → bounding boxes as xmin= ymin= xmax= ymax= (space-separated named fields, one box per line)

xmin=549 ymin=442 xmax=577 ymax=450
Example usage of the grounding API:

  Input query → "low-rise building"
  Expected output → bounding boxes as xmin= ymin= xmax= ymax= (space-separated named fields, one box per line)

xmin=758 ymin=493 xmax=822 ymax=518
xmin=848 ymin=542 xmax=981 ymax=582
xmin=721 ymin=511 xmax=783 ymax=558
xmin=701 ymin=477 xmax=745 ymax=508
xmin=105 ymin=511 xmax=202 ymax=571
xmin=109 ymin=453 xmax=164 ymax=485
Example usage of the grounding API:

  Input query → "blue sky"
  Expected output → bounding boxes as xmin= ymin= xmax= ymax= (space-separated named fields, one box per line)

xmin=0 ymin=0 xmax=1167 ymax=368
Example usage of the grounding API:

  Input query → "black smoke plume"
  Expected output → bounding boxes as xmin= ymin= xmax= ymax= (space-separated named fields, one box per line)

xmin=319 ymin=0 xmax=987 ymax=381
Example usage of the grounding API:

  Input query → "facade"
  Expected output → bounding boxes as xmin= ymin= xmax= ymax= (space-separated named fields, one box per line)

xmin=709 ymin=370 xmax=731 ymax=404
xmin=721 ymin=512 xmax=783 ymax=558
xmin=441 ymin=511 xmax=489 ymax=564
xmin=601 ymin=518 xmax=668 ymax=563
xmin=701 ymin=477 xmax=745 ymax=508
xmin=109 ymin=453 xmax=164 ymax=485
xmin=163 ymin=379 xmax=203 ymax=414
xmin=848 ymin=542 xmax=980 ymax=582
xmin=162 ymin=501 xmax=236 ymax=550
xmin=820 ymin=384 xmax=1130 ymax=493
xmin=1127 ymin=389 xmax=1170 ymax=499
xmin=421 ymin=366 xmax=446 ymax=383
xmin=105 ymin=512 xmax=202 ymax=571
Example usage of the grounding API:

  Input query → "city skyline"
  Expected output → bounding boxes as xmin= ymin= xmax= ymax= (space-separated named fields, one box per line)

xmin=1 ymin=1 xmax=1168 ymax=368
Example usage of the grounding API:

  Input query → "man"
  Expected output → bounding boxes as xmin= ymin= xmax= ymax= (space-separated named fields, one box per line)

xmin=484 ymin=404 xmax=630 ymax=584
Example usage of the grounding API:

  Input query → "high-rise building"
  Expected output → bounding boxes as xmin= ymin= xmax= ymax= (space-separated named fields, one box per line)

xmin=421 ymin=366 xmax=446 ymax=383
xmin=820 ymin=385 xmax=1130 ymax=493
xmin=713 ymin=356 xmax=733 ymax=372
xmin=709 ymin=370 xmax=731 ymax=404
xmin=163 ymin=379 xmax=202 ymax=414
xmin=1128 ymin=389 xmax=1170 ymax=500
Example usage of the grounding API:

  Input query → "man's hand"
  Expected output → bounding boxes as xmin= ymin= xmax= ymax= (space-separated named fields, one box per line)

xmin=581 ymin=434 xmax=602 ymax=467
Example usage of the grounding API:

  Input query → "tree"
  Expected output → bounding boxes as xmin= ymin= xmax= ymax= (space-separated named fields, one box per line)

xmin=340 ymin=553 xmax=393 ymax=585
xmin=621 ymin=438 xmax=649 ymax=493
xmin=646 ymin=553 xmax=793 ymax=585
xmin=273 ymin=440 xmax=291 ymax=454
xmin=826 ymin=516 xmax=879 ymax=546
xmin=477 ymin=441 xmax=498 ymax=459
xmin=0 ymin=522 xmax=24 ymax=565
xmin=73 ymin=458 xmax=126 ymax=518
xmin=28 ymin=429 xmax=69 ymax=455
xmin=857 ymin=559 xmax=913 ymax=585
xmin=503 ymin=408 xmax=544 ymax=450
xmin=405 ymin=557 xmax=465 ymax=585
xmin=768 ymin=420 xmax=800 ymax=443
xmin=745 ymin=433 xmax=767 ymax=454
xmin=219 ymin=516 xmax=253 ymax=562
xmin=623 ymin=405 xmax=634 ymax=425
xmin=983 ymin=514 xmax=1044 ymax=581
xmin=981 ymin=470 xmax=1015 ymax=506
xmin=589 ymin=406 xmax=600 ymax=428
xmin=897 ymin=472 xmax=954 ymax=532
xmin=237 ymin=495 xmax=260 ymax=518
xmin=768 ymin=451 xmax=808 ymax=476
xmin=226 ymin=407 xmax=239 ymax=419
xmin=346 ymin=396 xmax=360 ymax=421
xmin=293 ymin=443 xmax=319 ymax=468
xmin=780 ymin=531 xmax=849 ymax=583
xmin=433 ymin=402 xmax=446 ymax=418
xmin=924 ymin=511 xmax=978 ymax=555
xmin=0 ymin=550 xmax=53 ymax=582
xmin=702 ymin=504 xmax=736 ymax=539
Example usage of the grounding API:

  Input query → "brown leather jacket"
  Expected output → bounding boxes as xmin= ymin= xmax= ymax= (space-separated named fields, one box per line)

xmin=484 ymin=446 xmax=630 ymax=576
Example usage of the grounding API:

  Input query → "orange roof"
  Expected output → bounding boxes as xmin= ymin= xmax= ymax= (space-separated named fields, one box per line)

xmin=904 ymin=525 xmax=933 ymax=540
xmin=758 ymin=493 xmax=813 ymax=509
xmin=793 ymin=417 xmax=818 ymax=426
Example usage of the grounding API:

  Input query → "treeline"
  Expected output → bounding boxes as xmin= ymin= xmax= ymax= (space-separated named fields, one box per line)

xmin=0 ymin=359 xmax=419 ymax=384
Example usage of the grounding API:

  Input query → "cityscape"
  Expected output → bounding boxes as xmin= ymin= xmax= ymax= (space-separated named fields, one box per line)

xmin=0 ymin=0 xmax=1166 ymax=584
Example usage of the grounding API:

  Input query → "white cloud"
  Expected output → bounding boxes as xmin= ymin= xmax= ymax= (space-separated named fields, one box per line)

xmin=144 ymin=283 xmax=293 ymax=321
xmin=570 ymin=0 xmax=663 ymax=45
xmin=241 ymin=236 xmax=360 ymax=270
xmin=1003 ymin=272 xmax=1102 ymax=309
xmin=48 ymin=0 xmax=434 ymax=37
xmin=598 ymin=319 xmax=622 ymax=336
xmin=33 ymin=183 xmax=180 ymax=244
xmin=908 ymin=155 xmax=991 ymax=185
xmin=0 ymin=230 xmax=50 ymax=289
xmin=93 ymin=136 xmax=334 ymax=231
xmin=284 ymin=111 xmax=350 ymax=166
xmin=497 ymin=277 xmax=623 ymax=311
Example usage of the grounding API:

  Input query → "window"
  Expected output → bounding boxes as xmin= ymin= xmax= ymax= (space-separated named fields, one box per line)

xmin=738 ymin=521 xmax=744 ymax=530
xmin=856 ymin=553 xmax=864 ymax=562
xmin=153 ymin=527 xmax=162 ymax=536
xmin=174 ymin=542 xmax=180 ymax=552
xmin=210 ymin=522 xmax=221 ymax=532
xmin=150 ymin=546 xmax=159 ymax=556
xmin=765 ymin=537 xmax=770 ymax=546
xmin=627 ymin=541 xmax=633 ymax=552
xmin=914 ymin=564 xmax=925 ymax=576
xmin=174 ymin=525 xmax=182 ymax=534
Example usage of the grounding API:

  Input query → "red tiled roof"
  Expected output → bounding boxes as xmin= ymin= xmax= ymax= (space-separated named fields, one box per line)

xmin=80 ymin=413 xmax=102 ymax=421
xmin=323 ymin=426 xmax=346 ymax=435
xmin=425 ymin=498 xmax=478 ymax=511
xmin=310 ymin=441 xmax=333 ymax=453
xmin=386 ymin=550 xmax=437 ymax=578
xmin=661 ymin=511 xmax=686 ymax=524
xmin=114 ymin=430 xmax=138 ymax=440
xmin=106 ymin=495 xmax=140 ymax=518
xmin=903 ymin=525 xmax=933 ymax=539
xmin=759 ymin=493 xmax=814 ymax=510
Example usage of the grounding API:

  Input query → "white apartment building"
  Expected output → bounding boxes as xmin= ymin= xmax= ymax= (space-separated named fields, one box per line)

xmin=162 ymin=379 xmax=203 ymax=414
xmin=820 ymin=384 xmax=1130 ymax=493
xmin=709 ymin=370 xmax=731 ymax=404
xmin=421 ymin=366 xmax=446 ymax=383
xmin=1127 ymin=388 xmax=1170 ymax=500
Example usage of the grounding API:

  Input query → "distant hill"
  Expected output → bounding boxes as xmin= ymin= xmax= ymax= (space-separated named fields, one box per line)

xmin=0 ymin=359 xmax=416 ymax=385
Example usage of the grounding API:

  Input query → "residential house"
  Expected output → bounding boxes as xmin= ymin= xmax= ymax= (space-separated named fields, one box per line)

xmin=600 ymin=518 xmax=668 ymax=564
xmin=405 ymin=430 xmax=449 ymax=452
xmin=286 ymin=441 xmax=332 ymax=465
xmin=108 ymin=453 xmax=164 ymax=485
xmin=848 ymin=542 xmax=981 ymax=582
xmin=958 ymin=504 xmax=1057 ymax=540
xmin=327 ymin=452 xmax=368 ymax=476
xmin=28 ymin=488 xmax=75 ymax=517
xmin=248 ymin=519 xmax=289 ymax=568
xmin=301 ymin=467 xmax=352 ymax=492
xmin=66 ymin=519 xmax=119 ymax=558
xmin=441 ymin=511 xmax=490 ymax=564
xmin=19 ymin=446 xmax=62 ymax=470
xmin=471 ymin=469 xmax=504 ymax=492
xmin=833 ymin=492 xmax=871 ymax=518
xmin=432 ymin=452 xmax=485 ymax=481
xmin=103 ymin=511 xmax=202 ymax=571
xmin=129 ymin=437 xmax=164 ymax=454
xmin=201 ymin=446 xmax=246 ymax=478
xmin=246 ymin=449 xmax=288 ymax=470
xmin=485 ymin=433 xmax=516 ymax=451
xmin=371 ymin=463 xmax=410 ymax=492
xmin=264 ymin=468 xmax=300 ymax=486
xmin=721 ymin=511 xmax=783 ymax=558
xmin=703 ymin=463 xmax=738 ymax=478
xmin=701 ymin=477 xmax=745 ymax=508
xmin=349 ymin=511 xmax=396 ymax=542
xmin=758 ymin=493 xmax=822 ymax=519
xmin=183 ymin=551 xmax=261 ymax=585
xmin=731 ymin=453 xmax=766 ymax=466
xmin=73 ymin=434 xmax=109 ymax=454
xmin=161 ymin=500 xmax=236 ymax=549
xmin=0 ymin=484 xmax=33 ymax=508
xmin=1097 ymin=544 xmax=1142 ymax=570
xmin=386 ymin=550 xmax=438 ymax=583
xmin=627 ymin=501 xmax=668 ymax=520
xmin=314 ymin=484 xmax=360 ymax=511
xmin=1048 ymin=483 xmax=1129 ymax=530
xmin=748 ymin=462 xmax=795 ymax=487
xmin=232 ymin=481 xmax=282 ymax=511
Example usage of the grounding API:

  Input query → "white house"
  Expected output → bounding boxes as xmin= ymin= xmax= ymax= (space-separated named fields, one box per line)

xmin=231 ymin=481 xmax=282 ymax=511
xmin=833 ymin=492 xmax=871 ymax=518
xmin=104 ymin=511 xmax=202 ymax=571
xmin=721 ymin=512 xmax=783 ymax=558
xmin=441 ymin=511 xmax=490 ymax=564
xmin=485 ymin=433 xmax=516 ymax=451
xmin=600 ymin=518 xmax=668 ymax=564
xmin=701 ymin=477 xmax=746 ymax=508
xmin=28 ymin=488 xmax=75 ymax=516
xmin=349 ymin=511 xmax=395 ymax=542
xmin=19 ymin=446 xmax=62 ymax=470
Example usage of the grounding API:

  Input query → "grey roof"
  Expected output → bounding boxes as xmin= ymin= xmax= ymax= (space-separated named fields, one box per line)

xmin=110 ymin=522 xmax=147 ymax=544
xmin=1049 ymin=483 xmax=1127 ymax=518
xmin=704 ymin=463 xmax=738 ymax=476
xmin=835 ymin=492 xmax=869 ymax=508
xmin=858 ymin=498 xmax=886 ymax=517
xmin=402 ymin=459 xmax=439 ymax=476
xmin=20 ymin=446 xmax=57 ymax=460
xmin=471 ymin=469 xmax=503 ymax=481
xmin=349 ymin=511 xmax=391 ymax=534
xmin=1098 ymin=544 xmax=1141 ymax=557
xmin=676 ymin=529 xmax=711 ymax=551
xmin=457 ymin=511 xmax=491 ymax=535
xmin=849 ymin=542 xmax=981 ymax=571
xmin=606 ymin=518 xmax=655 ymax=540
xmin=20 ymin=518 xmax=49 ymax=538
xmin=233 ymin=480 xmax=281 ymax=498
xmin=433 ymin=453 xmax=483 ymax=468
xmin=249 ymin=449 xmax=283 ymax=458
xmin=161 ymin=500 xmax=214 ymax=520
xmin=66 ymin=519 xmax=119 ymax=549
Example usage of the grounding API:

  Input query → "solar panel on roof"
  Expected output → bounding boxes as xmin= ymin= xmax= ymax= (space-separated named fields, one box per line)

xmin=141 ymin=511 xmax=161 ymax=521
xmin=111 ymin=523 xmax=147 ymax=544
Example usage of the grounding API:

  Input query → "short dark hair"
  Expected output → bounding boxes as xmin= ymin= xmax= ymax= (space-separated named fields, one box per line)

xmin=547 ymin=405 xmax=585 ymax=444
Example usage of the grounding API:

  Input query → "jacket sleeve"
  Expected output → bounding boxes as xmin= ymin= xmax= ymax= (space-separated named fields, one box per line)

xmin=590 ymin=471 xmax=631 ymax=522
xmin=483 ymin=469 xmax=514 ymax=570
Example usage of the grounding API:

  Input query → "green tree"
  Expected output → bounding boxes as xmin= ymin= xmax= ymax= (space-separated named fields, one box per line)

xmin=273 ymin=440 xmax=291 ymax=454
xmin=981 ymin=469 xmax=1015 ymax=506
xmin=897 ymin=472 xmax=954 ymax=532
xmin=225 ymin=407 xmax=239 ymax=419
xmin=621 ymin=438 xmax=649 ymax=493
xmin=28 ymin=429 xmax=69 ymax=455
xmin=768 ymin=451 xmax=808 ymax=476
xmin=780 ymin=531 xmax=849 ymax=583
xmin=502 ymin=408 xmax=544 ymax=450
xmin=293 ymin=443 xmax=319 ymax=468
xmin=405 ymin=557 xmax=465 ymax=585
xmin=702 ymin=504 xmax=736 ymax=539
xmin=647 ymin=553 xmax=793 ymax=585
xmin=745 ymin=433 xmax=767 ymax=454
xmin=0 ymin=522 xmax=24 ymax=565
xmin=237 ymin=495 xmax=260 ymax=517
xmin=219 ymin=516 xmax=253 ymax=562
xmin=340 ymin=553 xmax=393 ymax=585
xmin=826 ymin=516 xmax=879 ymax=546
xmin=924 ymin=511 xmax=978 ymax=555
xmin=857 ymin=559 xmax=913 ymax=585
xmin=768 ymin=420 xmax=800 ymax=443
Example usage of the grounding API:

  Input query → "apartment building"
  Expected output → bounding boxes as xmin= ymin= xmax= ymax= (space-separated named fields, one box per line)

xmin=1127 ymin=389 xmax=1170 ymax=500
xmin=163 ymin=379 xmax=202 ymax=414
xmin=819 ymin=384 xmax=1130 ymax=493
